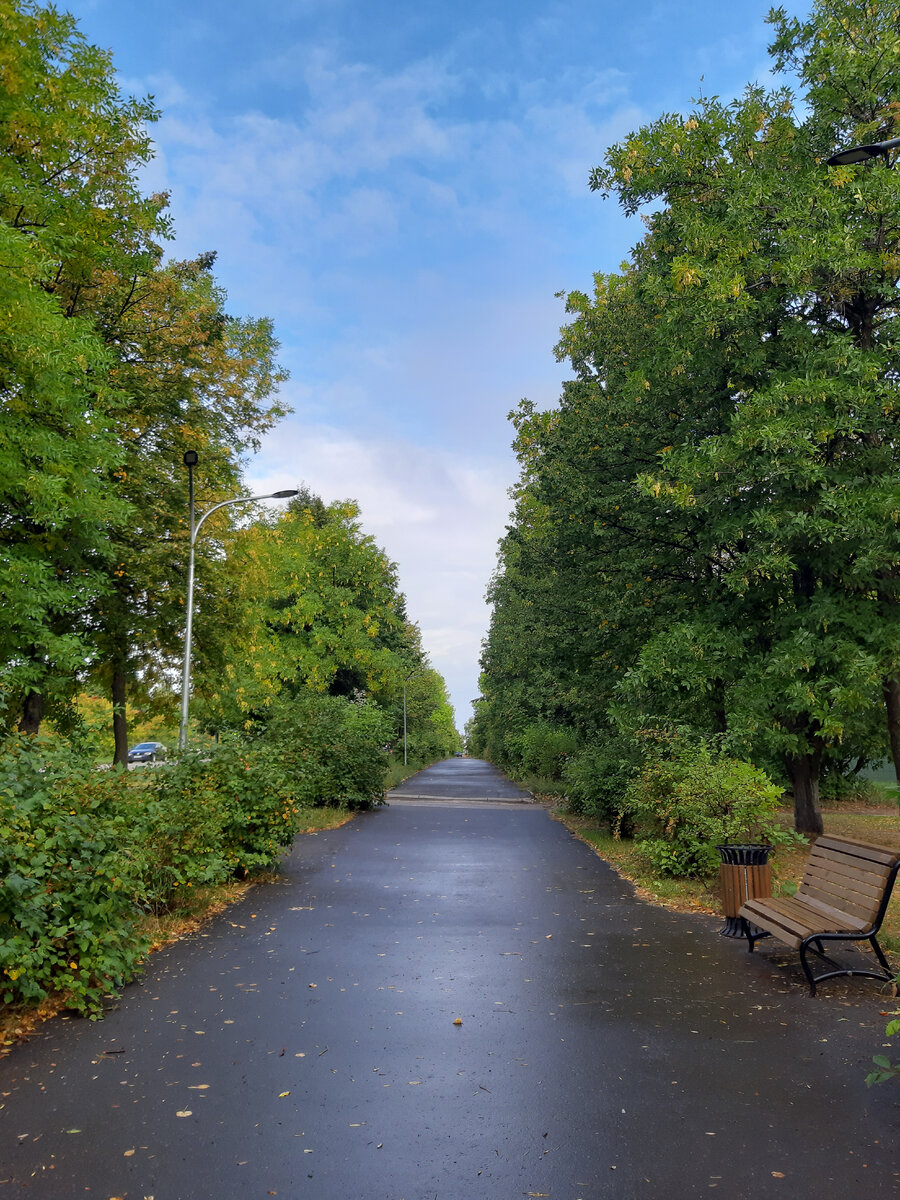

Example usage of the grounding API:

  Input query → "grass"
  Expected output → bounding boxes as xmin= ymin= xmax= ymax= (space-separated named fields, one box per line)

xmin=557 ymin=803 xmax=900 ymax=952
xmin=0 ymin=803 xmax=354 ymax=1052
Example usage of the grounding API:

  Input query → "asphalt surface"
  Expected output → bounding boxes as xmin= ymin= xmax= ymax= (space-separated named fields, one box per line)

xmin=1 ymin=758 xmax=899 ymax=1198
xmin=387 ymin=756 xmax=534 ymax=801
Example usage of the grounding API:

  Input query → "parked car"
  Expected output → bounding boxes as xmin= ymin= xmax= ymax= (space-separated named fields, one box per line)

xmin=127 ymin=741 xmax=167 ymax=764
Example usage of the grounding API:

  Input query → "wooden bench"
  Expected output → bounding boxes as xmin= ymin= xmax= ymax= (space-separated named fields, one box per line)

xmin=739 ymin=834 xmax=900 ymax=995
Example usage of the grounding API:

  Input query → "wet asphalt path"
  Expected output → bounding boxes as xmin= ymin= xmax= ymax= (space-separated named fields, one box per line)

xmin=1 ymin=758 xmax=899 ymax=1198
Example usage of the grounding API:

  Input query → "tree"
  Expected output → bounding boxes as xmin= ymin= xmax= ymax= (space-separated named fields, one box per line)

xmin=196 ymin=497 xmax=411 ymax=729
xmin=477 ymin=0 xmax=900 ymax=834
xmin=192 ymin=491 xmax=459 ymax=762
xmin=85 ymin=254 xmax=286 ymax=764
xmin=0 ymin=1 xmax=163 ymax=732
xmin=0 ymin=3 xmax=288 ymax=755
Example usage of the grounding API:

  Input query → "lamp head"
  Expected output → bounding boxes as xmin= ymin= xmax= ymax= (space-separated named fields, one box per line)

xmin=183 ymin=450 xmax=199 ymax=467
xmin=271 ymin=489 xmax=299 ymax=499
xmin=826 ymin=135 xmax=900 ymax=166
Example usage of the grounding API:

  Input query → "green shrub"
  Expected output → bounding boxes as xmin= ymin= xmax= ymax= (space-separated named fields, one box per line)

xmin=256 ymin=694 xmax=390 ymax=811
xmin=134 ymin=757 xmax=232 ymax=908
xmin=0 ymin=697 xmax=390 ymax=1016
xmin=624 ymin=739 xmax=792 ymax=877
xmin=505 ymin=721 xmax=579 ymax=781
xmin=0 ymin=738 xmax=147 ymax=1015
xmin=564 ymin=735 xmax=642 ymax=825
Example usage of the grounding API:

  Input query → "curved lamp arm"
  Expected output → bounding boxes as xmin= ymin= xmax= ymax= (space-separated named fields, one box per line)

xmin=179 ymin=487 xmax=298 ymax=750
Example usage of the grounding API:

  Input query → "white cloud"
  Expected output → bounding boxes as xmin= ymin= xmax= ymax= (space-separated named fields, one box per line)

xmin=244 ymin=422 xmax=515 ymax=727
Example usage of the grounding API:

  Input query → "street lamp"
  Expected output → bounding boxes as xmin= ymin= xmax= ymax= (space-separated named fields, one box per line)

xmin=826 ymin=135 xmax=900 ymax=166
xmin=179 ymin=450 xmax=297 ymax=750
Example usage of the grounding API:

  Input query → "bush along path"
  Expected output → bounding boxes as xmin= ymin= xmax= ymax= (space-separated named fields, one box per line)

xmin=0 ymin=709 xmax=386 ymax=1022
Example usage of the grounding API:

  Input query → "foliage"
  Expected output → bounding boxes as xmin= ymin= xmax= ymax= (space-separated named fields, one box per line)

xmin=194 ymin=495 xmax=458 ymax=760
xmin=867 ymin=998 xmax=900 ymax=1086
xmin=0 ymin=738 xmax=147 ymax=1014
xmin=249 ymin=694 xmax=391 ymax=814
xmin=623 ymin=739 xmax=791 ymax=878
xmin=0 ymin=0 xmax=160 ymax=730
xmin=0 ymin=692 xmax=391 ymax=1015
xmin=473 ymin=0 xmax=900 ymax=836
xmin=0 ymin=1 xmax=287 ymax=754
xmin=563 ymin=733 xmax=643 ymax=826
xmin=504 ymin=721 xmax=579 ymax=782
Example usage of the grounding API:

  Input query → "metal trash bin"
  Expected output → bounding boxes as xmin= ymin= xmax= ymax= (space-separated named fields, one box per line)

xmin=716 ymin=843 xmax=772 ymax=938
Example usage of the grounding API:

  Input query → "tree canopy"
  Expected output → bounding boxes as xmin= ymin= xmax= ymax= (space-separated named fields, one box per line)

xmin=472 ymin=0 xmax=900 ymax=833
xmin=1 ymin=1 xmax=458 ymax=767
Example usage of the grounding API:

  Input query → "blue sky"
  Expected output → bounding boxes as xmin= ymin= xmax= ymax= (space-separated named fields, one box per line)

xmin=68 ymin=0 xmax=808 ymax=728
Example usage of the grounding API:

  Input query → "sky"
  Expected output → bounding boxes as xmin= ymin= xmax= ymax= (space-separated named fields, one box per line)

xmin=67 ymin=0 xmax=809 ymax=729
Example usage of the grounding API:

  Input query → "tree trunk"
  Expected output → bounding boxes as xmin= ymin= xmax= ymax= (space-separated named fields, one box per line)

xmin=112 ymin=668 xmax=129 ymax=767
xmin=784 ymin=751 xmax=824 ymax=836
xmin=882 ymin=676 xmax=900 ymax=790
xmin=18 ymin=690 xmax=44 ymax=736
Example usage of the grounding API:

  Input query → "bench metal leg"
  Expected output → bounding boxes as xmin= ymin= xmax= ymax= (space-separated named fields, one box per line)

xmin=800 ymin=933 xmax=897 ymax=996
xmin=799 ymin=941 xmax=818 ymax=996
xmin=743 ymin=918 xmax=771 ymax=951
xmin=869 ymin=934 xmax=893 ymax=979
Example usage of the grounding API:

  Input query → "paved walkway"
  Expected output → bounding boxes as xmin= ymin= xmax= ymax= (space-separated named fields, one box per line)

xmin=1 ymin=759 xmax=899 ymax=1197
xmin=388 ymin=755 xmax=534 ymax=801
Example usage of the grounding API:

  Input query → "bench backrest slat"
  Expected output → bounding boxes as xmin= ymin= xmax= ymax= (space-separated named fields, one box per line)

xmin=795 ymin=836 xmax=900 ymax=929
xmin=800 ymin=869 xmax=884 ymax=920
xmin=803 ymin=859 xmax=886 ymax=901
xmin=799 ymin=877 xmax=882 ymax=925
xmin=814 ymin=835 xmax=900 ymax=868
xmin=808 ymin=844 xmax=892 ymax=881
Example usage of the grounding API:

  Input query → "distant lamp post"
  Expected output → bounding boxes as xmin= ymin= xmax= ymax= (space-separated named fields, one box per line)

xmin=826 ymin=135 xmax=900 ymax=166
xmin=403 ymin=669 xmax=424 ymax=766
xmin=179 ymin=450 xmax=297 ymax=750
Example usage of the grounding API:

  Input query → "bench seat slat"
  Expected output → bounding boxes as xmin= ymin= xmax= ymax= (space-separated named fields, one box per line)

xmin=793 ymin=893 xmax=871 ymax=931
xmin=740 ymin=897 xmax=849 ymax=947
xmin=742 ymin=894 xmax=849 ymax=932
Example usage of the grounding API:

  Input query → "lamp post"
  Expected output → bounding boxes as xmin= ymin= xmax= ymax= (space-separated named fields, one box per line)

xmin=826 ymin=135 xmax=900 ymax=166
xmin=178 ymin=450 xmax=297 ymax=750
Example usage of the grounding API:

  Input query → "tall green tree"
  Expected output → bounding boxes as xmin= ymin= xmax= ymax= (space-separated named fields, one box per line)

xmin=193 ymin=491 xmax=459 ymax=760
xmin=85 ymin=253 xmax=286 ymax=764
xmin=0 ymin=0 xmax=159 ymax=730
xmin=197 ymin=497 xmax=411 ymax=729
xmin=477 ymin=0 xmax=900 ymax=834
xmin=0 ymin=3 xmax=287 ymax=755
